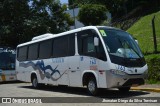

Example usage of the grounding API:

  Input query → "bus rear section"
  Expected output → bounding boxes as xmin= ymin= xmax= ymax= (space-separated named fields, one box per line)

xmin=0 ymin=48 xmax=16 ymax=82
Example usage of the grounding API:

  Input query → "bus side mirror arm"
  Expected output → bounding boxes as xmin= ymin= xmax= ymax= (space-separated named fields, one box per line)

xmin=94 ymin=37 xmax=99 ymax=46
xmin=135 ymin=40 xmax=138 ymax=44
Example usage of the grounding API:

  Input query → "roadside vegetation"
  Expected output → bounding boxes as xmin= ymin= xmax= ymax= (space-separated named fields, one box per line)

xmin=127 ymin=11 xmax=160 ymax=54
xmin=145 ymin=54 xmax=160 ymax=84
xmin=128 ymin=11 xmax=160 ymax=84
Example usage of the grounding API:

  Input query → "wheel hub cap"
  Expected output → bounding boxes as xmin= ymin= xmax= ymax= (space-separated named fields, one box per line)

xmin=88 ymin=81 xmax=95 ymax=92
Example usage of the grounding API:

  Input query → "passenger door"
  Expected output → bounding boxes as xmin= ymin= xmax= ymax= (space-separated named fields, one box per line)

xmin=77 ymin=29 xmax=107 ymax=87
xmin=77 ymin=29 xmax=99 ymax=74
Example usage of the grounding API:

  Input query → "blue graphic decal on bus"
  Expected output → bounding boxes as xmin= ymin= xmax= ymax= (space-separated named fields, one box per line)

xmin=19 ymin=60 xmax=66 ymax=81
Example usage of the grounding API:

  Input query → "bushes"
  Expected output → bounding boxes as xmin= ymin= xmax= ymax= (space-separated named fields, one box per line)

xmin=145 ymin=56 xmax=160 ymax=83
xmin=78 ymin=4 xmax=107 ymax=26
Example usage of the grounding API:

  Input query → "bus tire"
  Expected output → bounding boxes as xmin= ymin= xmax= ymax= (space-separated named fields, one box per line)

xmin=118 ymin=87 xmax=130 ymax=92
xmin=31 ymin=76 xmax=39 ymax=88
xmin=87 ymin=77 xmax=98 ymax=96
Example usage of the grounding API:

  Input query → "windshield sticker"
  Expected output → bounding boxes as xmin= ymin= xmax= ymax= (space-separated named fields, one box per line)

xmin=99 ymin=30 xmax=107 ymax=36
xmin=129 ymin=53 xmax=134 ymax=58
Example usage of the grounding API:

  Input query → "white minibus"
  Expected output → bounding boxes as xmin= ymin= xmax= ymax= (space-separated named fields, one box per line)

xmin=16 ymin=26 xmax=148 ymax=95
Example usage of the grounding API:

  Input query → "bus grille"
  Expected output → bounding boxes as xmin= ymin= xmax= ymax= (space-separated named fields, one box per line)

xmin=122 ymin=78 xmax=144 ymax=86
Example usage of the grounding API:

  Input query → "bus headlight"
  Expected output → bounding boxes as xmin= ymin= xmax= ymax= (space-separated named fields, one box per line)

xmin=110 ymin=69 xmax=126 ymax=76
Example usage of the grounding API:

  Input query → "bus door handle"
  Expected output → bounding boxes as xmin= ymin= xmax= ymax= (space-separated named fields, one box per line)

xmin=71 ymin=70 xmax=76 ymax=72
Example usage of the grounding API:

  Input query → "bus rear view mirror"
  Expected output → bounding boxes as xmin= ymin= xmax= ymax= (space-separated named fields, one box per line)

xmin=94 ymin=37 xmax=99 ymax=46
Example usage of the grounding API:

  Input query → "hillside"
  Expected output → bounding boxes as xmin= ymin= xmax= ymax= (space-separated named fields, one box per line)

xmin=127 ymin=11 xmax=160 ymax=54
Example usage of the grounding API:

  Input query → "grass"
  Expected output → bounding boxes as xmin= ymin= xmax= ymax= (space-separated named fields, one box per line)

xmin=144 ymin=53 xmax=160 ymax=84
xmin=127 ymin=11 xmax=160 ymax=54
xmin=145 ymin=80 xmax=160 ymax=84
xmin=126 ymin=11 xmax=160 ymax=84
xmin=144 ymin=53 xmax=160 ymax=60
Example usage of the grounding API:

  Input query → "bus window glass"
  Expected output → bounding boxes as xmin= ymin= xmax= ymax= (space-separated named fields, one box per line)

xmin=78 ymin=29 xmax=106 ymax=61
xmin=39 ymin=40 xmax=52 ymax=59
xmin=28 ymin=43 xmax=38 ymax=60
xmin=82 ymin=36 xmax=95 ymax=53
xmin=0 ymin=52 xmax=15 ymax=70
xmin=53 ymin=36 xmax=68 ymax=57
xmin=18 ymin=46 xmax=27 ymax=61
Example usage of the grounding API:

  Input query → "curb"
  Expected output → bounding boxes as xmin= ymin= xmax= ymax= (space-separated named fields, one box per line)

xmin=131 ymin=87 xmax=160 ymax=93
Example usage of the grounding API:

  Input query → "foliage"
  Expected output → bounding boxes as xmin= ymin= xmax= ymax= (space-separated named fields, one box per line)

xmin=69 ymin=0 xmax=160 ymax=20
xmin=0 ymin=0 xmax=30 ymax=47
xmin=78 ymin=4 xmax=107 ymax=26
xmin=0 ymin=0 xmax=73 ymax=48
xmin=69 ymin=0 xmax=126 ymax=18
xmin=145 ymin=55 xmax=160 ymax=84
xmin=127 ymin=11 xmax=160 ymax=54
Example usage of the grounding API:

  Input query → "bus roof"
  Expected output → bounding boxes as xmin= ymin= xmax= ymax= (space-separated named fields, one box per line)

xmin=17 ymin=26 xmax=118 ymax=48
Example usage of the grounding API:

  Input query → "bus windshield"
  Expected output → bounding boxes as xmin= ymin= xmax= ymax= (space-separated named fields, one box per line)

xmin=98 ymin=27 xmax=145 ymax=67
xmin=0 ymin=52 xmax=15 ymax=70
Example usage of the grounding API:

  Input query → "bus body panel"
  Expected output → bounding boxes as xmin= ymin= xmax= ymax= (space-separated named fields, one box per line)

xmin=67 ymin=56 xmax=82 ymax=87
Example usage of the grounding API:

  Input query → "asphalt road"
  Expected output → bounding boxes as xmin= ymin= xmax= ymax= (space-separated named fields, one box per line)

xmin=0 ymin=82 xmax=160 ymax=106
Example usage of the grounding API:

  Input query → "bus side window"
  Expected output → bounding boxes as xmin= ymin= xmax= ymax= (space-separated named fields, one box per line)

xmin=28 ymin=43 xmax=39 ymax=60
xmin=97 ymin=41 xmax=107 ymax=61
xmin=17 ymin=46 xmax=28 ymax=61
xmin=78 ymin=29 xmax=107 ymax=61
xmin=78 ymin=30 xmax=96 ymax=57
xmin=39 ymin=40 xmax=52 ymax=59
xmin=68 ymin=34 xmax=75 ymax=56
xmin=52 ymin=36 xmax=69 ymax=58
xmin=52 ymin=34 xmax=75 ymax=58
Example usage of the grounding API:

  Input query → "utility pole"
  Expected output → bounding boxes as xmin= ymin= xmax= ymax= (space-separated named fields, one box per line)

xmin=152 ymin=15 xmax=157 ymax=53
xmin=72 ymin=0 xmax=76 ymax=29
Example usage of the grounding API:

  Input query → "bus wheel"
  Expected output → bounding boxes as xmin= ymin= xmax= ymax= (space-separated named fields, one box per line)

xmin=118 ymin=87 xmax=130 ymax=92
xmin=87 ymin=77 xmax=98 ymax=96
xmin=32 ymin=76 xmax=39 ymax=88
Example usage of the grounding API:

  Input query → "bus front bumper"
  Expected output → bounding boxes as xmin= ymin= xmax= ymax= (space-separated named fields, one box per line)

xmin=106 ymin=70 xmax=146 ymax=88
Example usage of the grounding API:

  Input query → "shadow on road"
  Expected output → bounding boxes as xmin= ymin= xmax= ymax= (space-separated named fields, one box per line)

xmin=18 ymin=84 xmax=150 ymax=98
xmin=0 ymin=81 xmax=24 ymax=85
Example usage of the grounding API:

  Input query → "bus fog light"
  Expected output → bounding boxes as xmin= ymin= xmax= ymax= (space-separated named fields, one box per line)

xmin=110 ymin=69 xmax=126 ymax=76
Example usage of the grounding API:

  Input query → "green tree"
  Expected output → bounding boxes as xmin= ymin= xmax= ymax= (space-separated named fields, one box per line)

xmin=0 ymin=0 xmax=30 ymax=47
xmin=27 ymin=0 xmax=73 ymax=40
xmin=69 ymin=0 xmax=160 ymax=20
xmin=0 ymin=0 xmax=73 ymax=48
xmin=78 ymin=4 xmax=107 ymax=26
xmin=69 ymin=0 xmax=127 ymax=19
xmin=68 ymin=0 xmax=97 ymax=9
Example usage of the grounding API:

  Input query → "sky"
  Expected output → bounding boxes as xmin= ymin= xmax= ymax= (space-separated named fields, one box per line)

xmin=60 ymin=0 xmax=68 ymax=4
